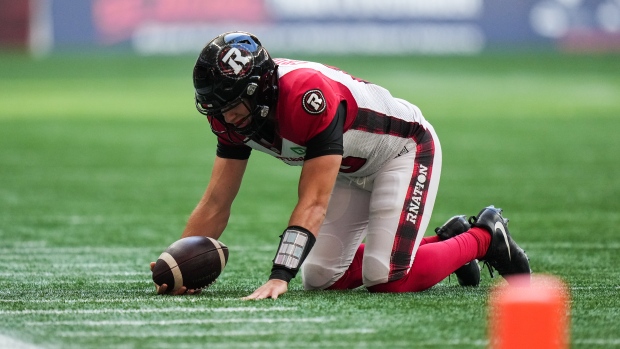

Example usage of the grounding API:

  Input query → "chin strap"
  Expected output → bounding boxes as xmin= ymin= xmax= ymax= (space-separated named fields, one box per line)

xmin=269 ymin=226 xmax=316 ymax=283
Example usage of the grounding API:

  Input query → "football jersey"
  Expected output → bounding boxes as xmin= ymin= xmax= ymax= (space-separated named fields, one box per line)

xmin=222 ymin=58 xmax=432 ymax=179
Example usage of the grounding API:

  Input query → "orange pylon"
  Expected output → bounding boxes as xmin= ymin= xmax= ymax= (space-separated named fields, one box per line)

xmin=489 ymin=275 xmax=570 ymax=349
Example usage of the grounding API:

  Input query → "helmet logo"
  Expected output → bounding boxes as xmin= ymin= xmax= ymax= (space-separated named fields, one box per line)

xmin=302 ymin=89 xmax=326 ymax=115
xmin=218 ymin=46 xmax=253 ymax=78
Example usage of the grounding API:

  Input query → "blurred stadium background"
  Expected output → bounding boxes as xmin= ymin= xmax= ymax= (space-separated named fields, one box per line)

xmin=1 ymin=1 xmax=620 ymax=349
xmin=2 ymin=0 xmax=620 ymax=55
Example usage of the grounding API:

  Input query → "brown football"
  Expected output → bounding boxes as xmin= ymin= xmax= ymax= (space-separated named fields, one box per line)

xmin=152 ymin=236 xmax=228 ymax=292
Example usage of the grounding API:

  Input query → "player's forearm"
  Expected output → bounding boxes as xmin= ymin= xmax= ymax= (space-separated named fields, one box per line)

xmin=289 ymin=155 xmax=341 ymax=235
xmin=181 ymin=203 xmax=229 ymax=239
xmin=181 ymin=157 xmax=245 ymax=239
xmin=288 ymin=202 xmax=327 ymax=236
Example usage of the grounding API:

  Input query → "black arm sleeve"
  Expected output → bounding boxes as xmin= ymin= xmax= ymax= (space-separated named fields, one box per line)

xmin=216 ymin=142 xmax=252 ymax=160
xmin=304 ymin=101 xmax=345 ymax=161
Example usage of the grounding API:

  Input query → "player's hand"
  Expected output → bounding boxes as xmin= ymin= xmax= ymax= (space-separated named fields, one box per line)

xmin=242 ymin=279 xmax=288 ymax=300
xmin=149 ymin=262 xmax=202 ymax=295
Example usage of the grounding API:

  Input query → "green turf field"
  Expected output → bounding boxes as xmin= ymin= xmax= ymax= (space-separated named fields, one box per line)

xmin=1 ymin=52 xmax=619 ymax=348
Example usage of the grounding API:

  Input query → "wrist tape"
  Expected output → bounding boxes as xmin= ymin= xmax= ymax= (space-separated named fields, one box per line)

xmin=269 ymin=226 xmax=316 ymax=283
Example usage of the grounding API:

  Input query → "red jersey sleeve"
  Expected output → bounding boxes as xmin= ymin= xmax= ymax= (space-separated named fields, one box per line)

xmin=276 ymin=69 xmax=342 ymax=145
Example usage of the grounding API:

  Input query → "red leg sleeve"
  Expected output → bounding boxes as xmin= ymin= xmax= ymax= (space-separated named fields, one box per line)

xmin=367 ymin=229 xmax=489 ymax=293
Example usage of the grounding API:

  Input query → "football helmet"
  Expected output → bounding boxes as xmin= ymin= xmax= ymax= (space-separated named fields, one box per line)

xmin=193 ymin=31 xmax=278 ymax=143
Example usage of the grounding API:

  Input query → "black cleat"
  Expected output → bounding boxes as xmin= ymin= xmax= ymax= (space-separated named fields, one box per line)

xmin=469 ymin=206 xmax=531 ymax=281
xmin=455 ymin=261 xmax=481 ymax=287
xmin=435 ymin=215 xmax=471 ymax=241
xmin=435 ymin=215 xmax=481 ymax=287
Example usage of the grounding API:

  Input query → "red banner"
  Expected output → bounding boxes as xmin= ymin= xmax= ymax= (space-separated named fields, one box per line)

xmin=92 ymin=0 xmax=267 ymax=44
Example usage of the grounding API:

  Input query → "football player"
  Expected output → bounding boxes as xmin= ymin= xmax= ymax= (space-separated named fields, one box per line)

xmin=153 ymin=31 xmax=530 ymax=298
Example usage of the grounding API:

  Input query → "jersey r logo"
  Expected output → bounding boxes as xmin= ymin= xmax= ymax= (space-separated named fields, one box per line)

xmin=302 ymin=89 xmax=326 ymax=115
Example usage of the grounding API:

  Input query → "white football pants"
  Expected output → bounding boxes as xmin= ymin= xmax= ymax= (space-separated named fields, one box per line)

xmin=301 ymin=127 xmax=442 ymax=289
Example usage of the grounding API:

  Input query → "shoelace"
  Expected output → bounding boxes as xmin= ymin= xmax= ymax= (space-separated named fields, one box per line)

xmin=483 ymin=261 xmax=496 ymax=279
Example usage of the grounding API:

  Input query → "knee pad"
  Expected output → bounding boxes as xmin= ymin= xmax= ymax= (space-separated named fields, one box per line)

xmin=361 ymin=255 xmax=390 ymax=287
xmin=301 ymin=263 xmax=341 ymax=290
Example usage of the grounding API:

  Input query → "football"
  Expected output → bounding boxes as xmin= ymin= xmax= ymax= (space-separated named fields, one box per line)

xmin=152 ymin=236 xmax=229 ymax=292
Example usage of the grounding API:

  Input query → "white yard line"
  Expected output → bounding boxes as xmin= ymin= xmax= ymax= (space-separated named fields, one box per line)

xmin=523 ymin=242 xmax=620 ymax=249
xmin=0 ymin=245 xmax=274 ymax=255
xmin=573 ymin=339 xmax=620 ymax=346
xmin=55 ymin=328 xmax=376 ymax=338
xmin=0 ymin=271 xmax=145 ymax=277
xmin=0 ymin=247 xmax=151 ymax=255
xmin=0 ymin=334 xmax=44 ymax=349
xmin=148 ymin=340 xmax=486 ymax=349
xmin=0 ymin=297 xmax=241 ymax=304
xmin=26 ymin=317 xmax=330 ymax=326
xmin=3 ymin=280 xmax=149 ymax=285
xmin=0 ymin=306 xmax=296 ymax=315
